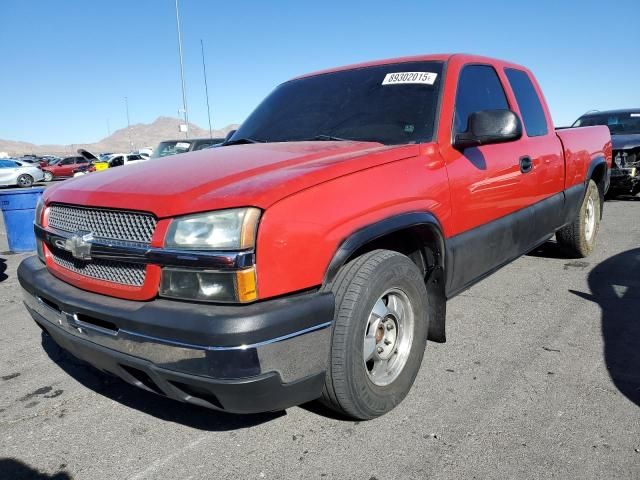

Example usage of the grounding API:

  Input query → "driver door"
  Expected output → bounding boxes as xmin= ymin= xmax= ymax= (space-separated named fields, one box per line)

xmin=443 ymin=64 xmax=536 ymax=294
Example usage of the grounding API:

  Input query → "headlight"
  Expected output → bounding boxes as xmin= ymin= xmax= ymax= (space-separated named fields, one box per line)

xmin=34 ymin=196 xmax=45 ymax=226
xmin=34 ymin=196 xmax=45 ymax=263
xmin=165 ymin=207 xmax=261 ymax=250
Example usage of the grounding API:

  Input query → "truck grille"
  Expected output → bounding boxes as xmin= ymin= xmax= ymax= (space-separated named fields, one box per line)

xmin=50 ymin=248 xmax=146 ymax=287
xmin=48 ymin=204 xmax=157 ymax=244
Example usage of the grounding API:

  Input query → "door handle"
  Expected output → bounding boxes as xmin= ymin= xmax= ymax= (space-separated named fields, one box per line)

xmin=519 ymin=156 xmax=533 ymax=173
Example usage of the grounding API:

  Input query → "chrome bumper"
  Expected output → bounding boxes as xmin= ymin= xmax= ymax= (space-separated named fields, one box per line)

xmin=23 ymin=289 xmax=332 ymax=383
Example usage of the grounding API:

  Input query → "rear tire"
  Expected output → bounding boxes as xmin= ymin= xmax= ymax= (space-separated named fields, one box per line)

xmin=556 ymin=179 xmax=601 ymax=257
xmin=43 ymin=171 xmax=53 ymax=182
xmin=321 ymin=249 xmax=429 ymax=420
xmin=17 ymin=174 xmax=34 ymax=188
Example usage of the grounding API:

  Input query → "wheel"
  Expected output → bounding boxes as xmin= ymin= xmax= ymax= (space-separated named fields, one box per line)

xmin=321 ymin=249 xmax=429 ymax=419
xmin=16 ymin=174 xmax=34 ymax=188
xmin=43 ymin=171 xmax=53 ymax=182
xmin=556 ymin=179 xmax=601 ymax=257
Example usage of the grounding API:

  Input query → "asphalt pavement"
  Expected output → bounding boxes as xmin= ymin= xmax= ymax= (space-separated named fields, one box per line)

xmin=1 ymin=199 xmax=639 ymax=480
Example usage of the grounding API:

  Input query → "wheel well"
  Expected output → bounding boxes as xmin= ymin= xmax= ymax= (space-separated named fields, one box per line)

xmin=345 ymin=225 xmax=442 ymax=276
xmin=590 ymin=162 xmax=607 ymax=216
xmin=340 ymin=225 xmax=447 ymax=343
xmin=591 ymin=163 xmax=606 ymax=188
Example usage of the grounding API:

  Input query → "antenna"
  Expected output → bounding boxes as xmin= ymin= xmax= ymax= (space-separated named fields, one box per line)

xmin=201 ymin=39 xmax=213 ymax=139
xmin=175 ymin=0 xmax=189 ymax=139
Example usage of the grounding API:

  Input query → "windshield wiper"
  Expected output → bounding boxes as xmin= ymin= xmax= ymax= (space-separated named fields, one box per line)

xmin=223 ymin=137 xmax=266 ymax=146
xmin=308 ymin=134 xmax=356 ymax=142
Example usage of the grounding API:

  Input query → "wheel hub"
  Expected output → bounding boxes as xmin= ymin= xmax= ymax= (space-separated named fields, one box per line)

xmin=363 ymin=288 xmax=414 ymax=386
xmin=585 ymin=196 xmax=595 ymax=241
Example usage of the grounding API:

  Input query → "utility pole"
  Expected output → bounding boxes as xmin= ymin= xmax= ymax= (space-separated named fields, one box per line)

xmin=175 ymin=0 xmax=189 ymax=138
xmin=201 ymin=39 xmax=213 ymax=139
xmin=124 ymin=96 xmax=133 ymax=151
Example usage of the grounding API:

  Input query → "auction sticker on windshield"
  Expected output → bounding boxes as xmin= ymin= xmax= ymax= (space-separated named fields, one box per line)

xmin=382 ymin=72 xmax=437 ymax=85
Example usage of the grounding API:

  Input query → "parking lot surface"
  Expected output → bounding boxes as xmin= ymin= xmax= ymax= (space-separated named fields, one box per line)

xmin=1 ymin=199 xmax=639 ymax=480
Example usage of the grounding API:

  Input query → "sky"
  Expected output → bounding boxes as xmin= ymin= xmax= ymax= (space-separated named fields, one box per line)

xmin=1 ymin=0 xmax=639 ymax=145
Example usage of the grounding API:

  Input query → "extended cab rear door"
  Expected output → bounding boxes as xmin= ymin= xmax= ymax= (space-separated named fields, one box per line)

xmin=502 ymin=67 xmax=566 ymax=235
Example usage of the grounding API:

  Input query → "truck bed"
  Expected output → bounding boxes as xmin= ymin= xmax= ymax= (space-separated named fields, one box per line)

xmin=556 ymin=125 xmax=612 ymax=189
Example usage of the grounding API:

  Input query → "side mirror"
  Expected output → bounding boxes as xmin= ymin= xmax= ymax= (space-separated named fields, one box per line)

xmin=453 ymin=109 xmax=522 ymax=150
xmin=224 ymin=129 xmax=237 ymax=143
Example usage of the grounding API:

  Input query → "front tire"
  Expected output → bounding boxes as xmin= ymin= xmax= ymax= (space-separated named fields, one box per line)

xmin=43 ymin=171 xmax=53 ymax=182
xmin=556 ymin=179 xmax=601 ymax=257
xmin=16 ymin=174 xmax=34 ymax=188
xmin=321 ymin=249 xmax=429 ymax=420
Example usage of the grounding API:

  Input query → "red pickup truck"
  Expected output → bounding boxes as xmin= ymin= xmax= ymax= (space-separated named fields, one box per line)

xmin=19 ymin=54 xmax=611 ymax=420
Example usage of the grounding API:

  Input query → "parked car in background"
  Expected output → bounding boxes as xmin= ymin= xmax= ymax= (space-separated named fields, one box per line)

xmin=42 ymin=156 xmax=89 ymax=181
xmin=20 ymin=54 xmax=611 ymax=419
xmin=107 ymin=153 xmax=149 ymax=167
xmin=150 ymin=137 xmax=225 ymax=158
xmin=77 ymin=149 xmax=109 ymax=172
xmin=18 ymin=157 xmax=41 ymax=165
xmin=137 ymin=148 xmax=153 ymax=158
xmin=572 ymin=109 xmax=640 ymax=197
xmin=72 ymin=164 xmax=97 ymax=177
xmin=0 ymin=158 xmax=44 ymax=187
xmin=41 ymin=155 xmax=61 ymax=166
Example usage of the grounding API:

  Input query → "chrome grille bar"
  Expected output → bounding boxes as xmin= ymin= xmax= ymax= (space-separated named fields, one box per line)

xmin=48 ymin=204 xmax=157 ymax=244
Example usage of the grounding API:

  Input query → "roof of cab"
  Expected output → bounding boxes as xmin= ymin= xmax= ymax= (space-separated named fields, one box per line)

xmin=292 ymin=53 xmax=527 ymax=81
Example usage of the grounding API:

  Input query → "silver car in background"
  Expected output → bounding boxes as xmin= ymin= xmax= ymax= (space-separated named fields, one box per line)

xmin=0 ymin=159 xmax=45 ymax=188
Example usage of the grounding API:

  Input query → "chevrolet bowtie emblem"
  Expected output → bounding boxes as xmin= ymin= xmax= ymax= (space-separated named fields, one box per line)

xmin=64 ymin=231 xmax=94 ymax=260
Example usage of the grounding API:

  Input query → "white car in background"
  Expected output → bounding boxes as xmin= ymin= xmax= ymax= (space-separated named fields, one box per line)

xmin=0 ymin=158 xmax=44 ymax=188
xmin=106 ymin=153 xmax=149 ymax=168
xmin=72 ymin=153 xmax=149 ymax=177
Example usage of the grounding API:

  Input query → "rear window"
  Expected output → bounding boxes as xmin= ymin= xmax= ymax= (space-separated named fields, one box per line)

xmin=505 ymin=68 xmax=548 ymax=137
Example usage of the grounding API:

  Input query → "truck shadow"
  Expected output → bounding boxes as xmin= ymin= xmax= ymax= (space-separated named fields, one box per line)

xmin=0 ymin=458 xmax=71 ymax=480
xmin=0 ymin=257 xmax=7 ymax=283
xmin=526 ymin=238 xmax=569 ymax=259
xmin=40 ymin=333 xmax=285 ymax=430
xmin=570 ymin=247 xmax=640 ymax=406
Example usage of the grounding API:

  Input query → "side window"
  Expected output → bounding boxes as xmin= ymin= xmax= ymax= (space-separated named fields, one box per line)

xmin=60 ymin=158 xmax=73 ymax=165
xmin=77 ymin=158 xmax=88 ymax=164
xmin=128 ymin=155 xmax=141 ymax=161
xmin=454 ymin=65 xmax=509 ymax=134
xmin=110 ymin=156 xmax=124 ymax=167
xmin=505 ymin=68 xmax=548 ymax=137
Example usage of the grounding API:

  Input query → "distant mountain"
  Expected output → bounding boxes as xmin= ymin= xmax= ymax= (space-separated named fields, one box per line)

xmin=0 ymin=117 xmax=239 ymax=156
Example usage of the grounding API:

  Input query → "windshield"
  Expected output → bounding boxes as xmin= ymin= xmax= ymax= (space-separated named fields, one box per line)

xmin=231 ymin=61 xmax=444 ymax=145
xmin=573 ymin=112 xmax=640 ymax=135
xmin=151 ymin=141 xmax=192 ymax=158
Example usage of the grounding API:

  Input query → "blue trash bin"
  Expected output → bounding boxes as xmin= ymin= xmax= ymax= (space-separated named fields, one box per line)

xmin=0 ymin=187 xmax=45 ymax=252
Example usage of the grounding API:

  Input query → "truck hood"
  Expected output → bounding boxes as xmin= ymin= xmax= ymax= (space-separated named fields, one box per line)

xmin=612 ymin=134 xmax=640 ymax=150
xmin=44 ymin=141 xmax=419 ymax=218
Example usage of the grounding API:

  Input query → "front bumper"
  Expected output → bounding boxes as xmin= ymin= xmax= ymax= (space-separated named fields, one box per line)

xmin=18 ymin=256 xmax=334 ymax=413
xmin=609 ymin=167 xmax=640 ymax=195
